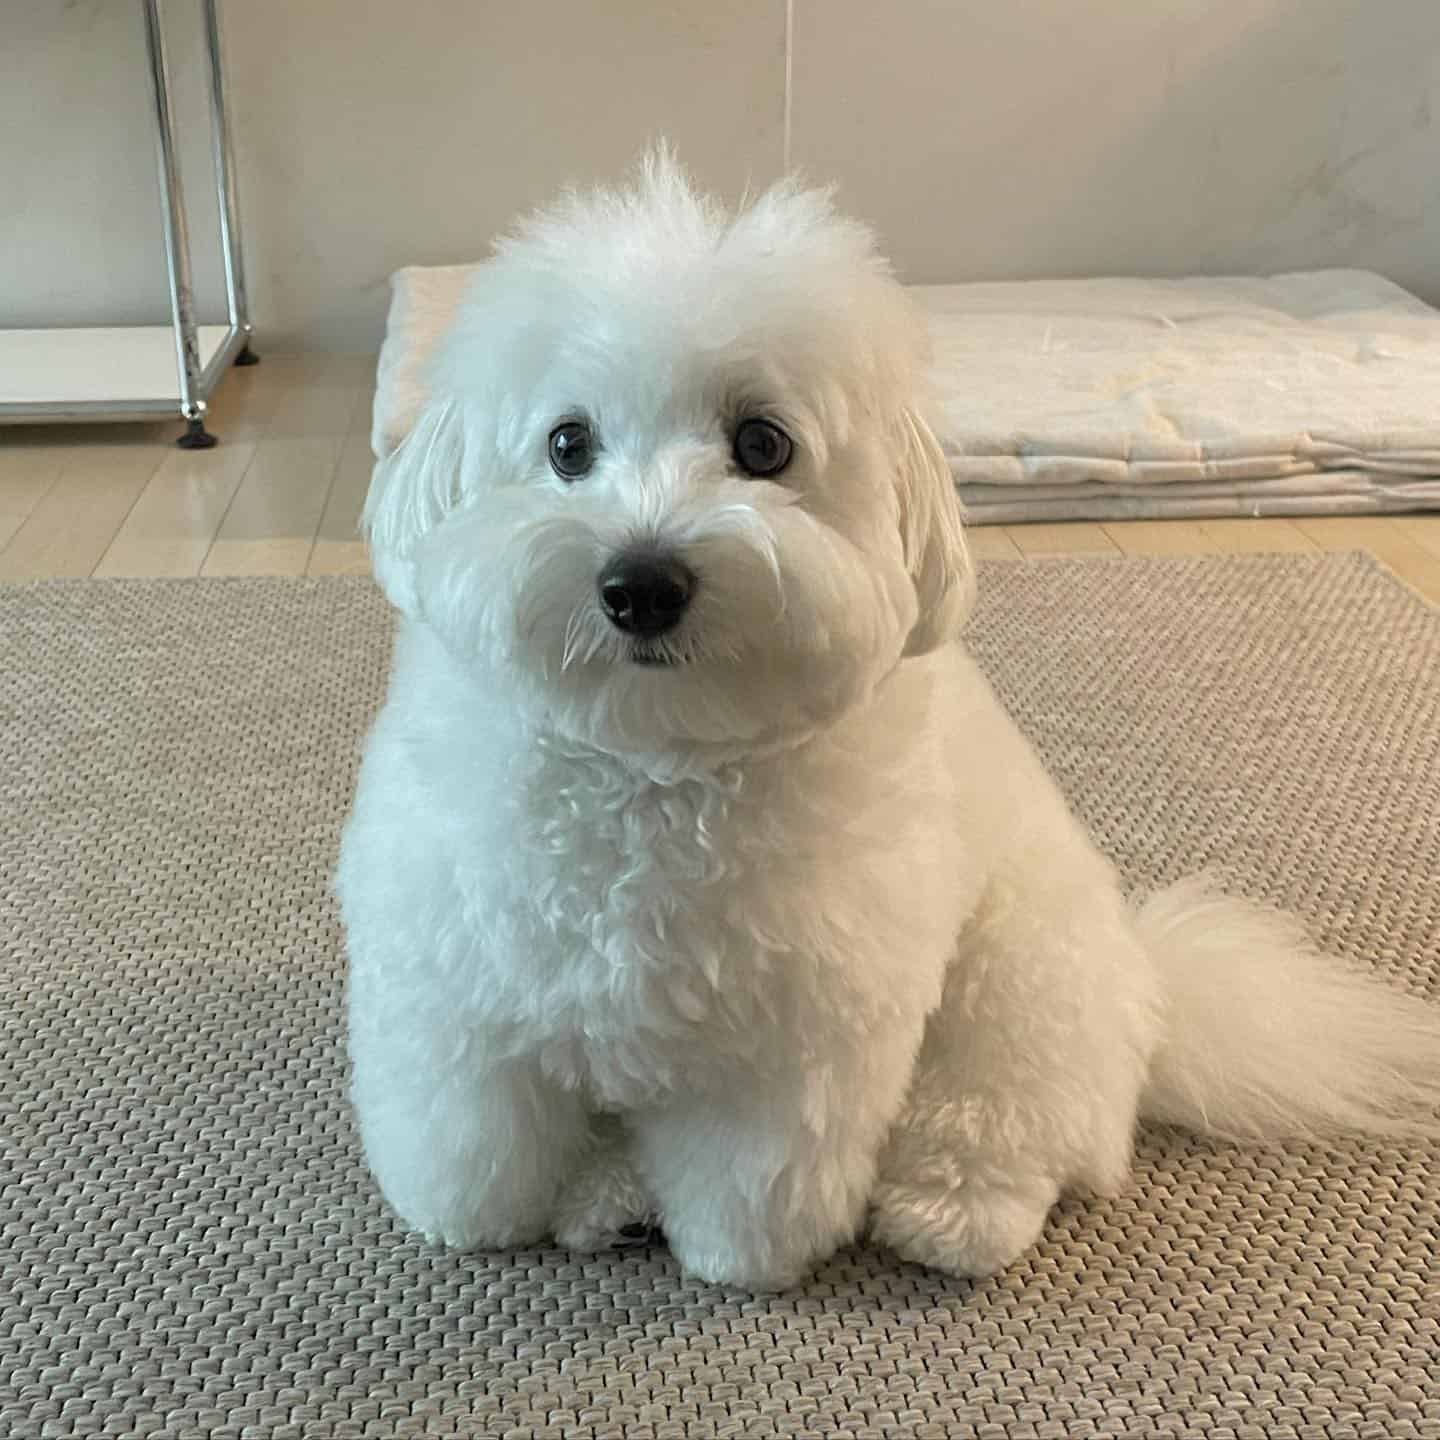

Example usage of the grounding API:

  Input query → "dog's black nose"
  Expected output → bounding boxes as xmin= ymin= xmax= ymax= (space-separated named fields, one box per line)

xmin=598 ymin=551 xmax=695 ymax=638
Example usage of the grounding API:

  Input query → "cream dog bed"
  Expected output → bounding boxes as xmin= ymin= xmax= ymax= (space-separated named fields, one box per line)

xmin=372 ymin=265 xmax=1440 ymax=524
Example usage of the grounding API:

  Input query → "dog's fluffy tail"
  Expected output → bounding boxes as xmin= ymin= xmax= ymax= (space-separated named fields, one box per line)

xmin=1137 ymin=876 xmax=1440 ymax=1142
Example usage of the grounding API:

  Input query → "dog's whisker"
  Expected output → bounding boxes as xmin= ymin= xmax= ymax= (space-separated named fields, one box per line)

xmin=561 ymin=606 xmax=589 ymax=671
xmin=766 ymin=564 xmax=786 ymax=623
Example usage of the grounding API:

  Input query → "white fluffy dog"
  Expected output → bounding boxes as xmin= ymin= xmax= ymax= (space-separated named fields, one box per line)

xmin=338 ymin=152 xmax=1440 ymax=1291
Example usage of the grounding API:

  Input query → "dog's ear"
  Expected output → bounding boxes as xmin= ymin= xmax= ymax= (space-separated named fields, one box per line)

xmin=362 ymin=400 xmax=467 ymax=613
xmin=896 ymin=409 xmax=975 ymax=655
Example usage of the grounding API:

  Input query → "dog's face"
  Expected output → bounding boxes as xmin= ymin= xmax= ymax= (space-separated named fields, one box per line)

xmin=366 ymin=155 xmax=974 ymax=760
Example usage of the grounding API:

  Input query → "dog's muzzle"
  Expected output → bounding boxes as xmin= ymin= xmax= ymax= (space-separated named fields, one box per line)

xmin=598 ymin=549 xmax=695 ymax=639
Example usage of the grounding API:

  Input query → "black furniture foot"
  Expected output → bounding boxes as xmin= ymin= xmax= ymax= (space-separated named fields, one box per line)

xmin=176 ymin=417 xmax=218 ymax=449
xmin=234 ymin=343 xmax=260 ymax=367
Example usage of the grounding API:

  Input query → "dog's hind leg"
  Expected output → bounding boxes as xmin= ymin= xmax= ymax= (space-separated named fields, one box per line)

xmin=552 ymin=1114 xmax=657 ymax=1251
xmin=871 ymin=860 xmax=1162 ymax=1277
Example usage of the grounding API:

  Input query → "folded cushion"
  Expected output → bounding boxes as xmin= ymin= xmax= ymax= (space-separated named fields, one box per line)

xmin=919 ymin=271 xmax=1440 ymax=520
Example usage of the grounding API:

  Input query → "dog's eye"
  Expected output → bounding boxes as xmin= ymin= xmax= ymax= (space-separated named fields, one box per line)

xmin=548 ymin=420 xmax=595 ymax=480
xmin=733 ymin=418 xmax=793 ymax=478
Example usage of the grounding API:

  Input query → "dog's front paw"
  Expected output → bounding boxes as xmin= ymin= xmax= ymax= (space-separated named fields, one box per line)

xmin=386 ymin=1167 xmax=552 ymax=1252
xmin=870 ymin=1172 xmax=1057 ymax=1278
xmin=666 ymin=1231 xmax=809 ymax=1293
xmin=416 ymin=1213 xmax=550 ymax=1251
xmin=661 ymin=1209 xmax=829 ymax=1293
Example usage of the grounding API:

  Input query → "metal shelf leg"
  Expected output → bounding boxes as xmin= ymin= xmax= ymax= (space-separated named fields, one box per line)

xmin=143 ymin=0 xmax=218 ymax=448
xmin=202 ymin=0 xmax=259 ymax=369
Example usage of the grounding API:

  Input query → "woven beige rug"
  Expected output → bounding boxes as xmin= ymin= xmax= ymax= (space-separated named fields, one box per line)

xmin=2 ymin=554 xmax=1437 ymax=1440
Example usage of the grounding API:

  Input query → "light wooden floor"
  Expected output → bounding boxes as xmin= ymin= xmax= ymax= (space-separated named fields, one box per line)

xmin=4 ymin=353 xmax=1440 ymax=602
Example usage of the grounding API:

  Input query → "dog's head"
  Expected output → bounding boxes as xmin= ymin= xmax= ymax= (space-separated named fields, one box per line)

xmin=365 ymin=150 xmax=973 ymax=759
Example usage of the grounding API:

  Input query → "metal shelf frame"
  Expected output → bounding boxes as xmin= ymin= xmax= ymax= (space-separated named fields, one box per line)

xmin=0 ymin=0 xmax=257 ymax=449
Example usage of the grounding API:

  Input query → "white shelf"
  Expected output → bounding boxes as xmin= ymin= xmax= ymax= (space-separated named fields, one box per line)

xmin=0 ymin=325 xmax=234 ymax=413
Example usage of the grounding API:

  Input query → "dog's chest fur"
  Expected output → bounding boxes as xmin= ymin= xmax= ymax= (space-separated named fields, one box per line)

xmin=482 ymin=735 xmax=907 ymax=1105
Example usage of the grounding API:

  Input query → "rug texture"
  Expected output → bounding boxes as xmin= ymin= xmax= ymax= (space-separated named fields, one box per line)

xmin=2 ymin=554 xmax=1437 ymax=1440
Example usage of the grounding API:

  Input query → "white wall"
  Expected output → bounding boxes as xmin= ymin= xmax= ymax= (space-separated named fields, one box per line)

xmin=220 ymin=0 xmax=787 ymax=349
xmin=3 ymin=0 xmax=1437 ymax=351
xmin=791 ymin=0 xmax=1440 ymax=301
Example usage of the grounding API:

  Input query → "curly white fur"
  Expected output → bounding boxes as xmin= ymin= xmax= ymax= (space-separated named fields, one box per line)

xmin=338 ymin=150 xmax=1440 ymax=1291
